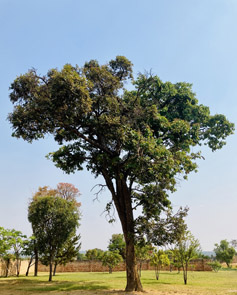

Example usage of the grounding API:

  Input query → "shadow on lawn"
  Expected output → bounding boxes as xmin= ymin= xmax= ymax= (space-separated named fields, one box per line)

xmin=0 ymin=278 xmax=110 ymax=292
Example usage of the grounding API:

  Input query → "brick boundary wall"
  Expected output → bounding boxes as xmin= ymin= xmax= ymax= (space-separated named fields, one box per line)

xmin=0 ymin=259 xmax=34 ymax=276
xmin=38 ymin=259 xmax=212 ymax=273
xmin=0 ymin=258 xmax=213 ymax=276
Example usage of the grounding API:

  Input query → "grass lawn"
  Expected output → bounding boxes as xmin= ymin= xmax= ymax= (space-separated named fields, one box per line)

xmin=0 ymin=270 xmax=237 ymax=295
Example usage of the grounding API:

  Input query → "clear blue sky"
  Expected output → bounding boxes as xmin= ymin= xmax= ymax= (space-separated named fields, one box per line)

xmin=0 ymin=0 xmax=236 ymax=251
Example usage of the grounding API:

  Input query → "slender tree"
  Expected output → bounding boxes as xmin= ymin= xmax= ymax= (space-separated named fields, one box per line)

xmin=53 ymin=234 xmax=81 ymax=276
xmin=22 ymin=236 xmax=36 ymax=276
xmin=101 ymin=250 xmax=123 ymax=274
xmin=9 ymin=230 xmax=27 ymax=277
xmin=173 ymin=232 xmax=200 ymax=285
xmin=8 ymin=56 xmax=234 ymax=291
xmin=135 ymin=243 xmax=153 ymax=277
xmin=150 ymin=249 xmax=170 ymax=280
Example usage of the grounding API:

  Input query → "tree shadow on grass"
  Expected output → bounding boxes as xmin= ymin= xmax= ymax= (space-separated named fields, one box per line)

xmin=0 ymin=278 xmax=110 ymax=292
xmin=142 ymin=279 xmax=172 ymax=285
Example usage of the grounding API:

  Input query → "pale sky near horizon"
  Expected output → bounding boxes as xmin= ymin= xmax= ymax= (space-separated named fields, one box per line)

xmin=0 ymin=0 xmax=237 ymax=251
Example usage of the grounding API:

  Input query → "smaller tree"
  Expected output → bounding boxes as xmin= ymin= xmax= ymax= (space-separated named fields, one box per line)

xmin=101 ymin=250 xmax=123 ymax=273
xmin=28 ymin=195 xmax=80 ymax=281
xmin=150 ymin=249 xmax=170 ymax=280
xmin=0 ymin=227 xmax=27 ymax=277
xmin=22 ymin=236 xmax=36 ymax=276
xmin=173 ymin=232 xmax=200 ymax=285
xmin=9 ymin=230 xmax=27 ymax=277
xmin=135 ymin=243 xmax=153 ymax=277
xmin=214 ymin=240 xmax=235 ymax=268
xmin=53 ymin=234 xmax=81 ymax=276
xmin=77 ymin=252 xmax=86 ymax=261
xmin=0 ymin=227 xmax=14 ymax=277
xmin=85 ymin=248 xmax=104 ymax=261
xmin=108 ymin=234 xmax=126 ymax=259
xmin=208 ymin=261 xmax=222 ymax=272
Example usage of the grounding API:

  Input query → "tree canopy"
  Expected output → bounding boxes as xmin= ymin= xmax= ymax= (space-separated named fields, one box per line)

xmin=8 ymin=56 xmax=234 ymax=291
xmin=108 ymin=234 xmax=126 ymax=259
xmin=214 ymin=240 xmax=235 ymax=268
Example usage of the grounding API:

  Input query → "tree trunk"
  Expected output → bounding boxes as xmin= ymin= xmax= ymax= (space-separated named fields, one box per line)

xmin=109 ymin=266 xmax=112 ymax=274
xmin=119 ymin=181 xmax=143 ymax=292
xmin=34 ymin=247 xmax=38 ymax=276
xmin=26 ymin=257 xmax=33 ymax=276
xmin=170 ymin=264 xmax=173 ymax=272
xmin=53 ymin=262 xmax=57 ymax=276
xmin=102 ymin=171 xmax=143 ymax=292
xmin=183 ymin=263 xmax=188 ymax=285
xmin=155 ymin=267 xmax=159 ymax=280
xmin=16 ymin=259 xmax=21 ymax=277
xmin=139 ymin=261 xmax=142 ymax=277
xmin=5 ymin=259 xmax=10 ymax=278
xmin=125 ymin=240 xmax=143 ymax=291
xmin=49 ymin=261 xmax=53 ymax=281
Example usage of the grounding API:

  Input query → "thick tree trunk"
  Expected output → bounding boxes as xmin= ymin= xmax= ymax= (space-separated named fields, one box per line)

xmin=125 ymin=240 xmax=143 ymax=291
xmin=117 ymin=180 xmax=143 ymax=292
xmin=102 ymin=170 xmax=143 ymax=292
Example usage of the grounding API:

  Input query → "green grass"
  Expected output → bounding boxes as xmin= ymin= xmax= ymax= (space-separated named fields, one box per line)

xmin=0 ymin=270 xmax=237 ymax=294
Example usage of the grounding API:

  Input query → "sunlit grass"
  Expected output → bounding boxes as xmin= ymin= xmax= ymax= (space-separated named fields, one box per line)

xmin=0 ymin=270 xmax=237 ymax=294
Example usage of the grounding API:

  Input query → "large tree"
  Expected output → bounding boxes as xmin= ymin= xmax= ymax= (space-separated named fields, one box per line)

xmin=8 ymin=56 xmax=234 ymax=291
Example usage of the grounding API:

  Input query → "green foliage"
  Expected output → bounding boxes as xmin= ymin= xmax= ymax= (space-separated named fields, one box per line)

xmin=8 ymin=57 xmax=234 ymax=226
xmin=214 ymin=240 xmax=235 ymax=268
xmin=150 ymin=249 xmax=170 ymax=280
xmin=0 ymin=227 xmax=11 ymax=257
xmin=173 ymin=231 xmax=200 ymax=284
xmin=85 ymin=248 xmax=104 ymax=261
xmin=208 ymin=261 xmax=222 ymax=272
xmin=28 ymin=195 xmax=80 ymax=281
xmin=135 ymin=242 xmax=153 ymax=277
xmin=50 ymin=233 xmax=81 ymax=276
xmin=101 ymin=250 xmax=123 ymax=273
xmin=77 ymin=252 xmax=86 ymax=261
xmin=108 ymin=234 xmax=126 ymax=259
xmin=0 ymin=227 xmax=27 ymax=277
xmin=135 ymin=243 xmax=153 ymax=261
xmin=136 ymin=207 xmax=188 ymax=247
